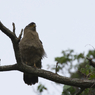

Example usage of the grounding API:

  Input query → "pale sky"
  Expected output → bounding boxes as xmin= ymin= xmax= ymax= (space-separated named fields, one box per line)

xmin=0 ymin=0 xmax=95 ymax=95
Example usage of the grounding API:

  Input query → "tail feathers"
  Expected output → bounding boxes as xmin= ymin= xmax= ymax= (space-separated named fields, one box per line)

xmin=23 ymin=73 xmax=38 ymax=85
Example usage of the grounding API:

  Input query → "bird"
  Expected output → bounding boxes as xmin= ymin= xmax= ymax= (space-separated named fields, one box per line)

xmin=19 ymin=22 xmax=45 ymax=85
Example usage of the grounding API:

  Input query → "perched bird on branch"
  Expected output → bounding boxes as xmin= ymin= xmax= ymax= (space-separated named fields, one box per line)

xmin=19 ymin=22 xmax=45 ymax=85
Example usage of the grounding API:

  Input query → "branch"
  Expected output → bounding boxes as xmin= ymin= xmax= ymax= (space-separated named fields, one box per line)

xmin=0 ymin=64 xmax=18 ymax=71
xmin=17 ymin=63 xmax=95 ymax=88
xmin=0 ymin=62 xmax=95 ymax=88
xmin=0 ymin=21 xmax=22 ymax=64
xmin=0 ymin=21 xmax=16 ymax=40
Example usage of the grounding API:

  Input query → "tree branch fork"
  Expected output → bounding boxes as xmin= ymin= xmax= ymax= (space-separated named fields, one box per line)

xmin=0 ymin=21 xmax=95 ymax=90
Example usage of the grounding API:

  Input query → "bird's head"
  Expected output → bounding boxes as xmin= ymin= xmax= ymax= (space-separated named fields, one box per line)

xmin=25 ymin=22 xmax=36 ymax=31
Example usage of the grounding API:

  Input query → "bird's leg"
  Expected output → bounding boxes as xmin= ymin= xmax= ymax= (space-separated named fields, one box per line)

xmin=34 ymin=61 xmax=37 ymax=68
xmin=34 ymin=63 xmax=36 ymax=67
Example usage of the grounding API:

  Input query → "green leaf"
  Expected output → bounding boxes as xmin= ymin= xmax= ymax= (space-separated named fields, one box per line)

xmin=63 ymin=85 xmax=71 ymax=90
xmin=37 ymin=84 xmax=47 ymax=93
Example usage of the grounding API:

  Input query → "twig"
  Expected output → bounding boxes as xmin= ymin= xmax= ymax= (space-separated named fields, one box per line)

xmin=18 ymin=29 xmax=23 ymax=42
xmin=85 ymin=44 xmax=95 ymax=50
xmin=12 ymin=23 xmax=15 ymax=33
xmin=56 ymin=62 xmax=58 ymax=74
xmin=75 ymin=88 xmax=85 ymax=95
xmin=88 ymin=83 xmax=95 ymax=94
xmin=90 ymin=83 xmax=95 ymax=88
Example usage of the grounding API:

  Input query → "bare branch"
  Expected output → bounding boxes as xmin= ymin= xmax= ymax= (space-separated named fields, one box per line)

xmin=0 ymin=21 xmax=16 ymax=40
xmin=0 ymin=62 xmax=95 ymax=88
xmin=17 ymin=64 xmax=95 ymax=88
xmin=0 ymin=64 xmax=18 ymax=71
xmin=0 ymin=22 xmax=22 ymax=64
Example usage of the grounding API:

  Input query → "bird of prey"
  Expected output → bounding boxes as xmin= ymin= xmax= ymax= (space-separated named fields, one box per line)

xmin=19 ymin=22 xmax=45 ymax=85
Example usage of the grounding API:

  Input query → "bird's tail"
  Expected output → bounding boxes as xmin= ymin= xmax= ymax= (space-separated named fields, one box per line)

xmin=23 ymin=73 xmax=38 ymax=85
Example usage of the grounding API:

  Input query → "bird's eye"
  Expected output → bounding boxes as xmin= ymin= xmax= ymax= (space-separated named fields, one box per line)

xmin=31 ymin=24 xmax=36 ymax=27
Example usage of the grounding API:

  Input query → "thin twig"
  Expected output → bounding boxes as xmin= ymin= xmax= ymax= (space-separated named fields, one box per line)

xmin=85 ymin=44 xmax=95 ymax=50
xmin=88 ymin=83 xmax=95 ymax=94
xmin=18 ymin=29 xmax=23 ymax=42
xmin=56 ymin=62 xmax=58 ymax=74
xmin=90 ymin=83 xmax=95 ymax=88
xmin=12 ymin=23 xmax=15 ymax=33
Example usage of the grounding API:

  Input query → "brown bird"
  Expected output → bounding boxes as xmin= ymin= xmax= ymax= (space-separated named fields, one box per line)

xmin=19 ymin=22 xmax=45 ymax=85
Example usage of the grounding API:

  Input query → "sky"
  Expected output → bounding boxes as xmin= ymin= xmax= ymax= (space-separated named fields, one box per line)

xmin=0 ymin=0 xmax=95 ymax=95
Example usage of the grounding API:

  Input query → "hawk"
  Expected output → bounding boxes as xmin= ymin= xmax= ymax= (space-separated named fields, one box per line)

xmin=19 ymin=22 xmax=45 ymax=85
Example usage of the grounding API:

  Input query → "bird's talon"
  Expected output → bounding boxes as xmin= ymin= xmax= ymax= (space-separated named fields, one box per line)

xmin=34 ymin=63 xmax=37 ymax=68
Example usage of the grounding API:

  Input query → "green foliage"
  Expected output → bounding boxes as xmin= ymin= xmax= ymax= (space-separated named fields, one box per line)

xmin=80 ymin=88 xmax=90 ymax=95
xmin=62 ymin=49 xmax=95 ymax=95
xmin=55 ymin=49 xmax=74 ymax=64
xmin=80 ymin=64 xmax=95 ymax=80
xmin=87 ymin=50 xmax=95 ymax=58
xmin=51 ymin=49 xmax=86 ymax=74
xmin=37 ymin=49 xmax=95 ymax=95
xmin=62 ymin=85 xmax=76 ymax=95
xmin=62 ymin=86 xmax=91 ymax=95
xmin=53 ymin=49 xmax=76 ymax=73
xmin=37 ymin=83 xmax=47 ymax=93
xmin=55 ymin=49 xmax=95 ymax=95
